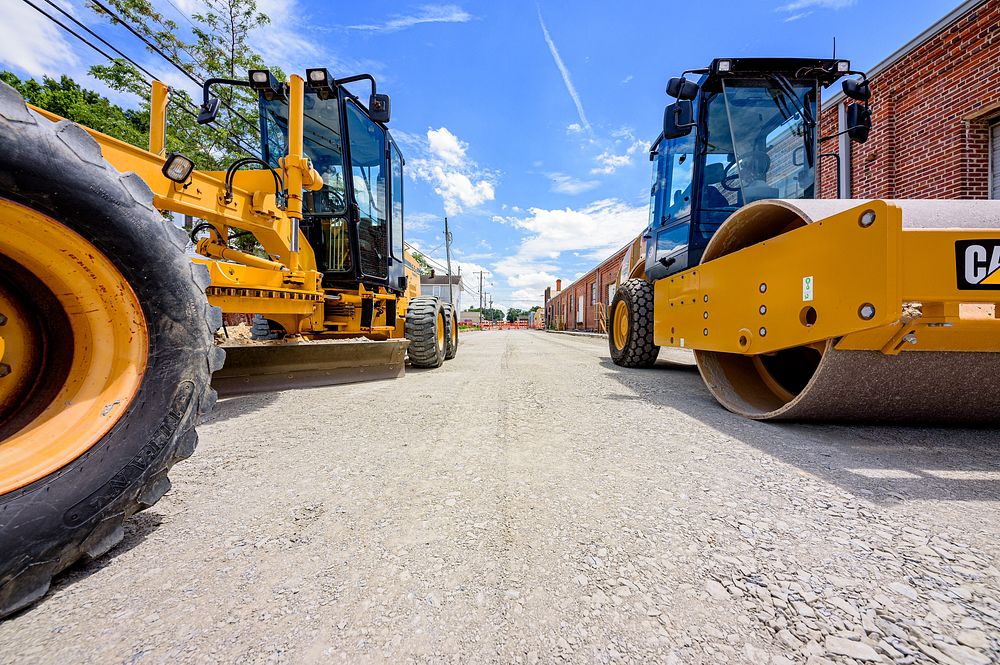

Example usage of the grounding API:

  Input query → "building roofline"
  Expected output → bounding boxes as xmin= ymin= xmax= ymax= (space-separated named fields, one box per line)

xmin=822 ymin=0 xmax=987 ymax=110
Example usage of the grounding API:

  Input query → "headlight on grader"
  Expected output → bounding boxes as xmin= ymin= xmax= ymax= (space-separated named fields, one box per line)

xmin=161 ymin=152 xmax=194 ymax=183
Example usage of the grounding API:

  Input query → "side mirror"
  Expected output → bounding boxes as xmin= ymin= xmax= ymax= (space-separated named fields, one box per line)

xmin=663 ymin=100 xmax=693 ymax=140
xmin=666 ymin=77 xmax=699 ymax=101
xmin=369 ymin=93 xmax=391 ymax=123
xmin=842 ymin=78 xmax=871 ymax=102
xmin=197 ymin=96 xmax=221 ymax=125
xmin=846 ymin=103 xmax=872 ymax=143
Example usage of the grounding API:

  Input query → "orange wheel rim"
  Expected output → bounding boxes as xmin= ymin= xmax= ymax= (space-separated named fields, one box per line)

xmin=436 ymin=312 xmax=446 ymax=353
xmin=0 ymin=198 xmax=148 ymax=495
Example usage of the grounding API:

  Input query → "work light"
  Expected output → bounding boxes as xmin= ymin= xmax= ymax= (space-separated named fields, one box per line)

xmin=161 ymin=152 xmax=194 ymax=183
xmin=836 ymin=60 xmax=851 ymax=73
xmin=248 ymin=69 xmax=282 ymax=100
xmin=716 ymin=59 xmax=732 ymax=73
xmin=305 ymin=67 xmax=335 ymax=99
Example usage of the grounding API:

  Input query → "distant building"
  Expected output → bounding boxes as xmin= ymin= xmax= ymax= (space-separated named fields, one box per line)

xmin=420 ymin=274 xmax=463 ymax=311
xmin=459 ymin=310 xmax=482 ymax=325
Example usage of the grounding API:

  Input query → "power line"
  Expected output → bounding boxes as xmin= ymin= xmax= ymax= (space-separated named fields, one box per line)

xmin=18 ymin=0 xmax=261 ymax=159
xmin=89 ymin=0 xmax=261 ymax=137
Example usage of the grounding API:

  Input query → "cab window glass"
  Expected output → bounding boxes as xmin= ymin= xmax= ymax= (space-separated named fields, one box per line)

xmin=390 ymin=142 xmax=404 ymax=261
xmin=650 ymin=134 xmax=695 ymax=226
xmin=346 ymin=101 xmax=388 ymax=278
xmin=656 ymin=223 xmax=688 ymax=260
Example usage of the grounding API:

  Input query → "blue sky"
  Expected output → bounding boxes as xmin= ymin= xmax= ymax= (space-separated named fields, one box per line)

xmin=0 ymin=0 xmax=961 ymax=309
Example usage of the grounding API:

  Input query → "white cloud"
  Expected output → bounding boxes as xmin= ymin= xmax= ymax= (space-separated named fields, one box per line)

xmin=0 ymin=1 xmax=78 ymax=77
xmin=408 ymin=127 xmax=496 ymax=216
xmin=406 ymin=211 xmax=440 ymax=232
xmin=537 ymin=8 xmax=590 ymax=133
xmin=783 ymin=12 xmax=812 ymax=21
xmin=621 ymin=75 xmax=633 ymax=84
xmin=590 ymin=137 xmax=646 ymax=175
xmin=776 ymin=0 xmax=854 ymax=12
xmin=428 ymin=165 xmax=495 ymax=215
xmin=426 ymin=127 xmax=467 ymax=166
xmin=348 ymin=5 xmax=472 ymax=32
xmin=566 ymin=122 xmax=583 ymax=134
xmin=491 ymin=198 xmax=647 ymax=306
xmin=547 ymin=173 xmax=599 ymax=195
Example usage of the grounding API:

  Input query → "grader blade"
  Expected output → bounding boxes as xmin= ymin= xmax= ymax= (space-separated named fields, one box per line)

xmin=212 ymin=339 xmax=409 ymax=397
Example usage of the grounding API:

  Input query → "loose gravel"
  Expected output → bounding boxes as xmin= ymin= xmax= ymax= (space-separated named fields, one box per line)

xmin=0 ymin=331 xmax=997 ymax=664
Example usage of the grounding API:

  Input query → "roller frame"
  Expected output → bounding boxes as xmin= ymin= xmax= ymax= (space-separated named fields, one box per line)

xmin=653 ymin=200 xmax=1000 ymax=357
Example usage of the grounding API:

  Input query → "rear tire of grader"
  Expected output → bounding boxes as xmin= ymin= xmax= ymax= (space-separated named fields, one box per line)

xmin=405 ymin=296 xmax=446 ymax=368
xmin=442 ymin=303 xmax=459 ymax=360
xmin=0 ymin=82 xmax=221 ymax=618
xmin=609 ymin=278 xmax=660 ymax=368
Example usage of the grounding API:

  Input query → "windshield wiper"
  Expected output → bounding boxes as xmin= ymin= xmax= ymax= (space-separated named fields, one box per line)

xmin=770 ymin=74 xmax=814 ymax=130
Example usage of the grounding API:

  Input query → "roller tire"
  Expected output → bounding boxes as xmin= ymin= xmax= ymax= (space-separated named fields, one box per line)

xmin=442 ymin=303 xmax=459 ymax=360
xmin=405 ymin=296 xmax=445 ymax=368
xmin=609 ymin=278 xmax=659 ymax=368
xmin=0 ymin=82 xmax=221 ymax=618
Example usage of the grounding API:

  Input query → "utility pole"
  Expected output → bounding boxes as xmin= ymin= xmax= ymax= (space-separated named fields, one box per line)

xmin=488 ymin=295 xmax=493 ymax=321
xmin=443 ymin=217 xmax=454 ymax=306
xmin=478 ymin=271 xmax=484 ymax=312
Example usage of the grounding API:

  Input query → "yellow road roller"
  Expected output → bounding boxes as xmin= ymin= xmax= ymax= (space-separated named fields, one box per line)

xmin=610 ymin=58 xmax=1000 ymax=423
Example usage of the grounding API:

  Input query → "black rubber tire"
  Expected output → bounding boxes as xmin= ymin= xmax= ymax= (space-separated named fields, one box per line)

xmin=251 ymin=314 xmax=283 ymax=340
xmin=0 ymin=81 xmax=222 ymax=618
xmin=609 ymin=278 xmax=659 ymax=368
xmin=405 ymin=296 xmax=445 ymax=368
xmin=442 ymin=303 xmax=459 ymax=360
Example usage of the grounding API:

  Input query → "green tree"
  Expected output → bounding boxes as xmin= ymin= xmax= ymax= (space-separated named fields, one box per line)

xmin=409 ymin=252 xmax=434 ymax=275
xmin=506 ymin=308 xmax=525 ymax=323
xmin=0 ymin=72 xmax=148 ymax=146
xmin=86 ymin=0 xmax=280 ymax=170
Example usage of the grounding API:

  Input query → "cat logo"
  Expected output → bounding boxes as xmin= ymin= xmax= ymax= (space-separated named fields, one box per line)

xmin=956 ymin=240 xmax=1000 ymax=290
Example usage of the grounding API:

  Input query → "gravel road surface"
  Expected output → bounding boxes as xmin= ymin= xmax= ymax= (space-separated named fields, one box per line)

xmin=1 ymin=330 xmax=998 ymax=664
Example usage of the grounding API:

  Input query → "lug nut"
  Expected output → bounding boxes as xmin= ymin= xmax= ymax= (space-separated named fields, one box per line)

xmin=859 ymin=210 xmax=877 ymax=228
xmin=858 ymin=303 xmax=876 ymax=320
xmin=0 ymin=363 xmax=10 ymax=378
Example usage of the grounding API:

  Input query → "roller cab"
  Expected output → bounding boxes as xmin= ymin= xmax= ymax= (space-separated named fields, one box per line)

xmin=610 ymin=58 xmax=1000 ymax=423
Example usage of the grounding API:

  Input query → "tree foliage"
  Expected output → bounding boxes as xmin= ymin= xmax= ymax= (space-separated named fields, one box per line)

xmin=0 ymin=72 xmax=147 ymax=146
xmin=410 ymin=252 xmax=434 ymax=276
xmin=506 ymin=308 xmax=526 ymax=323
xmin=85 ymin=0 xmax=280 ymax=170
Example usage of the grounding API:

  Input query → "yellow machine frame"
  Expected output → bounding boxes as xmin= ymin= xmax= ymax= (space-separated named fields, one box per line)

xmin=618 ymin=201 xmax=1000 ymax=357
xmin=30 ymin=77 xmax=410 ymax=339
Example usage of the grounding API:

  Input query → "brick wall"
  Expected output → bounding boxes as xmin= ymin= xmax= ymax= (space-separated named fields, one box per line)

xmin=819 ymin=0 xmax=1000 ymax=199
xmin=546 ymin=245 xmax=629 ymax=332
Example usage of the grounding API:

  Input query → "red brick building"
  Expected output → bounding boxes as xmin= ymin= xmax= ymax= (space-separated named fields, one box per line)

xmin=545 ymin=0 xmax=1000 ymax=332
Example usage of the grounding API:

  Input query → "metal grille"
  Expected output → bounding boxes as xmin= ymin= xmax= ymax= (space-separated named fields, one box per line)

xmin=359 ymin=220 xmax=387 ymax=278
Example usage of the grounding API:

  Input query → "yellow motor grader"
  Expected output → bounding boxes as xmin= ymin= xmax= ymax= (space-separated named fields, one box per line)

xmin=610 ymin=57 xmax=1000 ymax=423
xmin=0 ymin=69 xmax=457 ymax=616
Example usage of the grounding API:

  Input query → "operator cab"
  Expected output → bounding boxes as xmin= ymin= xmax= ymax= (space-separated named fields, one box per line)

xmin=258 ymin=71 xmax=406 ymax=293
xmin=644 ymin=57 xmax=870 ymax=281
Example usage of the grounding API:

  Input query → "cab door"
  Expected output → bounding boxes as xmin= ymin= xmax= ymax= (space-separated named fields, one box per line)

xmin=343 ymin=98 xmax=390 ymax=284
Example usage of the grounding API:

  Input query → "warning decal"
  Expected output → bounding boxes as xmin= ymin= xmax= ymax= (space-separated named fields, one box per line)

xmin=956 ymin=240 xmax=1000 ymax=290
